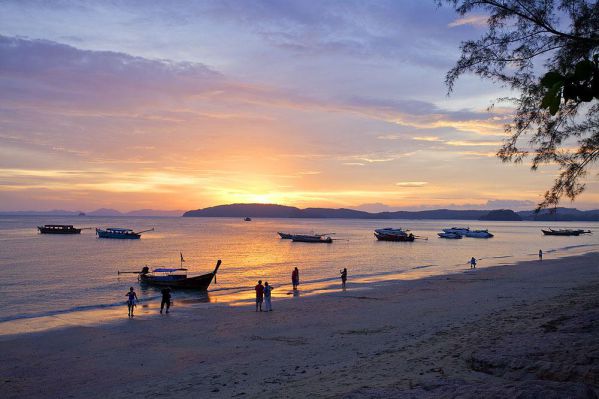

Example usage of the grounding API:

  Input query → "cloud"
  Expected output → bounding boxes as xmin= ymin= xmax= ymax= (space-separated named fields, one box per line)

xmin=448 ymin=15 xmax=488 ymax=28
xmin=396 ymin=181 xmax=428 ymax=187
xmin=413 ymin=136 xmax=443 ymax=142
xmin=0 ymin=36 xmax=227 ymax=112
xmin=446 ymin=140 xmax=502 ymax=147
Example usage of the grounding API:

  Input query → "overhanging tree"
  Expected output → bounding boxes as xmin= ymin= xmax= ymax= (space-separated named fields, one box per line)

xmin=440 ymin=0 xmax=599 ymax=209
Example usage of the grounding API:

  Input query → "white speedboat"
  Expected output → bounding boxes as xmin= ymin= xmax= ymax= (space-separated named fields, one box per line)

xmin=438 ymin=232 xmax=463 ymax=239
xmin=442 ymin=227 xmax=470 ymax=234
xmin=463 ymin=229 xmax=494 ymax=238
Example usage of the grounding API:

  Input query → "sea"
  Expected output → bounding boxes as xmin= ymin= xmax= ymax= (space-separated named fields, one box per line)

xmin=1 ymin=216 xmax=597 ymax=336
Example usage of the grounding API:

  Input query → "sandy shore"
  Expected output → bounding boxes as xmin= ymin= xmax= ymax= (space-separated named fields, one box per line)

xmin=1 ymin=252 xmax=598 ymax=398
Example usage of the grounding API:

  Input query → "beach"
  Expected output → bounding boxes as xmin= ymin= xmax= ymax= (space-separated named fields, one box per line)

xmin=1 ymin=252 xmax=598 ymax=398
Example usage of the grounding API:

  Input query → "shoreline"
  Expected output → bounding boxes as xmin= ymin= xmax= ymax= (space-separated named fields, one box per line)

xmin=1 ymin=246 xmax=597 ymax=339
xmin=1 ymin=251 xmax=598 ymax=398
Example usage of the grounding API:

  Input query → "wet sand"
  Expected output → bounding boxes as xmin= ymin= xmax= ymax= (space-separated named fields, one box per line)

xmin=1 ymin=252 xmax=598 ymax=398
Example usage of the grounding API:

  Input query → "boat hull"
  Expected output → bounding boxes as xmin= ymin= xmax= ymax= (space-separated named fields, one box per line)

xmin=374 ymin=232 xmax=415 ymax=242
xmin=438 ymin=232 xmax=462 ymax=239
xmin=38 ymin=226 xmax=81 ymax=234
xmin=278 ymin=232 xmax=293 ymax=239
xmin=291 ymin=235 xmax=333 ymax=243
xmin=96 ymin=229 xmax=141 ymax=239
xmin=542 ymin=229 xmax=580 ymax=236
xmin=139 ymin=272 xmax=215 ymax=290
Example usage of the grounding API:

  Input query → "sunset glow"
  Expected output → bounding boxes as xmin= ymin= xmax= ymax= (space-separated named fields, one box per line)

xmin=1 ymin=0 xmax=597 ymax=212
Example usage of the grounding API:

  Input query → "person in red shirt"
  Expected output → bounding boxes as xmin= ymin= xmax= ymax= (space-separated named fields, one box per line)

xmin=255 ymin=280 xmax=264 ymax=312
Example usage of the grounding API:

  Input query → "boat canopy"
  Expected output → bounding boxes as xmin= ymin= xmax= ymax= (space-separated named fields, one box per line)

xmin=107 ymin=228 xmax=133 ymax=232
xmin=153 ymin=268 xmax=188 ymax=273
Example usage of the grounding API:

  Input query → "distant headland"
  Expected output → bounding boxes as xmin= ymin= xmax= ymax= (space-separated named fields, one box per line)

xmin=183 ymin=203 xmax=599 ymax=221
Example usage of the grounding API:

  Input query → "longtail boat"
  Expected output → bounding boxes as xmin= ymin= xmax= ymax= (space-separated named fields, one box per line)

xmin=119 ymin=260 xmax=222 ymax=290
xmin=38 ymin=224 xmax=82 ymax=234
xmin=541 ymin=228 xmax=582 ymax=236
xmin=291 ymin=234 xmax=333 ymax=243
xmin=96 ymin=227 xmax=154 ymax=239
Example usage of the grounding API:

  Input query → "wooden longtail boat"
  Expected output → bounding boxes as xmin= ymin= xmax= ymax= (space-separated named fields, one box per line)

xmin=119 ymin=260 xmax=222 ymax=290
xmin=291 ymin=234 xmax=333 ymax=243
xmin=38 ymin=224 xmax=82 ymax=234
xmin=541 ymin=228 xmax=582 ymax=236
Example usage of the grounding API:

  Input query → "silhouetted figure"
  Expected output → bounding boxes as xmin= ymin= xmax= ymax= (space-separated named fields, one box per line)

xmin=125 ymin=287 xmax=138 ymax=318
xmin=264 ymin=281 xmax=274 ymax=311
xmin=538 ymin=249 xmax=543 ymax=261
xmin=292 ymin=267 xmax=300 ymax=290
xmin=470 ymin=257 xmax=477 ymax=269
xmin=160 ymin=287 xmax=171 ymax=314
xmin=340 ymin=268 xmax=347 ymax=289
xmin=255 ymin=280 xmax=264 ymax=312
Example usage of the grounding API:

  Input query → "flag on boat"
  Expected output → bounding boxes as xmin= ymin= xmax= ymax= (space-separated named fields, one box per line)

xmin=180 ymin=252 xmax=185 ymax=263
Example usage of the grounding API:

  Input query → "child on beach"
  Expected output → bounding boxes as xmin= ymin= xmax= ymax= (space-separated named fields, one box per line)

xmin=292 ymin=267 xmax=300 ymax=290
xmin=264 ymin=282 xmax=273 ymax=311
xmin=470 ymin=257 xmax=477 ymax=269
xmin=255 ymin=280 xmax=264 ymax=312
xmin=539 ymin=249 xmax=543 ymax=261
xmin=340 ymin=268 xmax=347 ymax=288
xmin=160 ymin=287 xmax=171 ymax=314
xmin=125 ymin=287 xmax=138 ymax=318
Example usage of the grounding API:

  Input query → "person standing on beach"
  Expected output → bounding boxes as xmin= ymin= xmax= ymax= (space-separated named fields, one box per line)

xmin=160 ymin=287 xmax=171 ymax=314
xmin=470 ymin=257 xmax=477 ymax=269
xmin=125 ymin=287 xmax=138 ymax=318
xmin=255 ymin=280 xmax=264 ymax=312
xmin=539 ymin=249 xmax=543 ymax=261
xmin=340 ymin=268 xmax=347 ymax=288
xmin=292 ymin=267 xmax=300 ymax=290
xmin=264 ymin=282 xmax=274 ymax=311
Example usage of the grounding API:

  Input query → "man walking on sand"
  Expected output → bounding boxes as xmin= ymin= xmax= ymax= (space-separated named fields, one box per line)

xmin=160 ymin=287 xmax=171 ymax=314
xmin=340 ymin=267 xmax=347 ymax=289
xmin=539 ymin=249 xmax=543 ymax=261
xmin=255 ymin=280 xmax=264 ymax=312
xmin=470 ymin=257 xmax=477 ymax=269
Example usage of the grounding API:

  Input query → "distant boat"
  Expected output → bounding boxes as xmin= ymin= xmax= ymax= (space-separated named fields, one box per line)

xmin=438 ymin=232 xmax=463 ymax=239
xmin=375 ymin=227 xmax=409 ymax=235
xmin=442 ymin=227 xmax=470 ymax=234
xmin=542 ymin=228 xmax=585 ymax=236
xmin=78 ymin=212 xmax=86 ymax=216
xmin=120 ymin=260 xmax=222 ymax=290
xmin=244 ymin=217 xmax=252 ymax=221
xmin=442 ymin=227 xmax=493 ymax=238
xmin=291 ymin=234 xmax=333 ymax=243
xmin=96 ymin=227 xmax=154 ymax=239
xmin=463 ymin=229 xmax=494 ymax=238
xmin=374 ymin=231 xmax=415 ymax=242
xmin=38 ymin=224 xmax=82 ymax=234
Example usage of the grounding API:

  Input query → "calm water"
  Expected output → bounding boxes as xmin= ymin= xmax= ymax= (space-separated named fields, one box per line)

xmin=0 ymin=216 xmax=597 ymax=334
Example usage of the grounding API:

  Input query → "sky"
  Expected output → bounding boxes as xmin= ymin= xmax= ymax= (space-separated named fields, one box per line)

xmin=0 ymin=0 xmax=597 ymax=212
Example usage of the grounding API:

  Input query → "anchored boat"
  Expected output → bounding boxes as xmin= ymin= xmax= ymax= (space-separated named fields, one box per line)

xmin=438 ymin=232 xmax=463 ymax=239
xmin=119 ymin=260 xmax=222 ymax=290
xmin=374 ymin=228 xmax=417 ymax=242
xmin=96 ymin=227 xmax=154 ymax=239
xmin=38 ymin=224 xmax=82 ymax=234
xmin=541 ymin=228 xmax=589 ymax=236
xmin=291 ymin=234 xmax=333 ymax=243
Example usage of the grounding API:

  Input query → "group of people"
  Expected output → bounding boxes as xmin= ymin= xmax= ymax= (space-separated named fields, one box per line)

xmin=254 ymin=280 xmax=274 ymax=312
xmin=126 ymin=264 xmax=354 ymax=317
xmin=125 ymin=286 xmax=172 ymax=317
xmin=254 ymin=266 xmax=349 ymax=312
